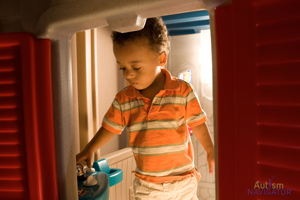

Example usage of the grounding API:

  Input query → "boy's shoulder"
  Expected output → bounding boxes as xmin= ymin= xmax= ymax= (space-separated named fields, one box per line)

xmin=176 ymin=78 xmax=194 ymax=94
xmin=114 ymin=86 xmax=130 ymax=102
xmin=177 ymin=78 xmax=190 ymax=86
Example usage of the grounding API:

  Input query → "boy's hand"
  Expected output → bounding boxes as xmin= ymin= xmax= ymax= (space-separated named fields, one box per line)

xmin=75 ymin=127 xmax=115 ymax=168
xmin=191 ymin=123 xmax=215 ymax=175
xmin=207 ymin=152 xmax=215 ymax=174
xmin=76 ymin=148 xmax=93 ymax=168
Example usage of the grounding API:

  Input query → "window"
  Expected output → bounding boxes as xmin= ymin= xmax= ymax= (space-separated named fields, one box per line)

xmin=179 ymin=69 xmax=192 ymax=84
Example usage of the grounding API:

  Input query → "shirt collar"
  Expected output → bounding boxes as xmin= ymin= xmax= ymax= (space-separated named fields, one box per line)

xmin=125 ymin=68 xmax=180 ymax=98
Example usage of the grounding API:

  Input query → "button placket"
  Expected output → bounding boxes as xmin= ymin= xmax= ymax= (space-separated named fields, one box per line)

xmin=148 ymin=96 xmax=162 ymax=121
xmin=142 ymin=98 xmax=150 ymax=113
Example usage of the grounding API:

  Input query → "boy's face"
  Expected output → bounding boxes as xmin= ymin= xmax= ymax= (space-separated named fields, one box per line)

xmin=113 ymin=38 xmax=166 ymax=90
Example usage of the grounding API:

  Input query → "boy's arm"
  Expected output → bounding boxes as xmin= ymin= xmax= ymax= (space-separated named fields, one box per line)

xmin=191 ymin=123 xmax=215 ymax=174
xmin=76 ymin=126 xmax=115 ymax=168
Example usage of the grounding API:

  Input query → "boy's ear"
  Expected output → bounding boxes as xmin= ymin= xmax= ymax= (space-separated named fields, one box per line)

xmin=159 ymin=51 xmax=167 ymax=66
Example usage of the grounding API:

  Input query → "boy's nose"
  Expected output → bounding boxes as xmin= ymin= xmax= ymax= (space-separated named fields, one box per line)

xmin=124 ymin=69 xmax=135 ymax=79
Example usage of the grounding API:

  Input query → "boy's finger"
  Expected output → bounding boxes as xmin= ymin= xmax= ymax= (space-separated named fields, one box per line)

xmin=76 ymin=154 xmax=81 ymax=164
xmin=86 ymin=157 xmax=92 ymax=168
xmin=208 ymin=162 xmax=214 ymax=174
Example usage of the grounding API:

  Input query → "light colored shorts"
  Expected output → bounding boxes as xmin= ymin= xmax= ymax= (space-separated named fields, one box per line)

xmin=133 ymin=175 xmax=198 ymax=200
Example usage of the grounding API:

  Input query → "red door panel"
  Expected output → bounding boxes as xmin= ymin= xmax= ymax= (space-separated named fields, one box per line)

xmin=0 ymin=32 xmax=58 ymax=200
xmin=215 ymin=0 xmax=300 ymax=199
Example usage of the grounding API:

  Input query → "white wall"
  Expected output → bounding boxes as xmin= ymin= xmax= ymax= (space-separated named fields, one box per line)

xmin=167 ymin=33 xmax=201 ymax=94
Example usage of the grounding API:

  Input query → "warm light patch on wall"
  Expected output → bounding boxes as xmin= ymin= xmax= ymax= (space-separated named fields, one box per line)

xmin=200 ymin=30 xmax=212 ymax=85
xmin=200 ymin=29 xmax=213 ymax=100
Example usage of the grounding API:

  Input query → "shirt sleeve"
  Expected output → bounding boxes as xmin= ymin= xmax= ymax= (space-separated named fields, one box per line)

xmin=102 ymin=98 xmax=125 ymax=134
xmin=185 ymin=83 xmax=207 ymax=127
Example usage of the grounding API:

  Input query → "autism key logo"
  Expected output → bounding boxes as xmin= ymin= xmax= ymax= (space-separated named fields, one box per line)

xmin=248 ymin=176 xmax=292 ymax=196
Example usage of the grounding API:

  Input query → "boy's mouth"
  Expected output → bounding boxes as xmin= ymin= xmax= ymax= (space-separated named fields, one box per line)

xmin=130 ymin=82 xmax=137 ymax=86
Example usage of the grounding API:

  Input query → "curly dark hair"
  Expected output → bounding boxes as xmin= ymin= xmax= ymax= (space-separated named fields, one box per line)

xmin=111 ymin=17 xmax=170 ymax=54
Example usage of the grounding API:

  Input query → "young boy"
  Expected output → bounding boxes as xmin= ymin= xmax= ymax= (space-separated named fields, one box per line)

xmin=76 ymin=17 xmax=215 ymax=200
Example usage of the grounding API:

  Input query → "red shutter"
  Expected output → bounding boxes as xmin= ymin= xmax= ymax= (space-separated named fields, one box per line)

xmin=215 ymin=0 xmax=300 ymax=199
xmin=0 ymin=33 xmax=58 ymax=200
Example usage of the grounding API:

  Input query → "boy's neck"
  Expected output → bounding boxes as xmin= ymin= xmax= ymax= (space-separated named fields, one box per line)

xmin=139 ymin=71 xmax=166 ymax=102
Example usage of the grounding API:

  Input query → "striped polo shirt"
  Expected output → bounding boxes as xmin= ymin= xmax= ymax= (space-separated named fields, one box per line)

xmin=102 ymin=69 xmax=206 ymax=183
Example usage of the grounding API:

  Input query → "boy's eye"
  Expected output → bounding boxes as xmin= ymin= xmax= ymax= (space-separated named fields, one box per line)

xmin=119 ymin=67 xmax=141 ymax=71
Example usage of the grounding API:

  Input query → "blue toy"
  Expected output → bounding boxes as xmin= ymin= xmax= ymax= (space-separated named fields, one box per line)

xmin=92 ymin=159 xmax=123 ymax=187
xmin=77 ymin=172 xmax=109 ymax=200
xmin=77 ymin=159 xmax=123 ymax=200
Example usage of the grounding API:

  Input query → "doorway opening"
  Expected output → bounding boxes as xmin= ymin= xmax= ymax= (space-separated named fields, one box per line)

xmin=72 ymin=10 xmax=215 ymax=200
xmin=163 ymin=10 xmax=215 ymax=199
